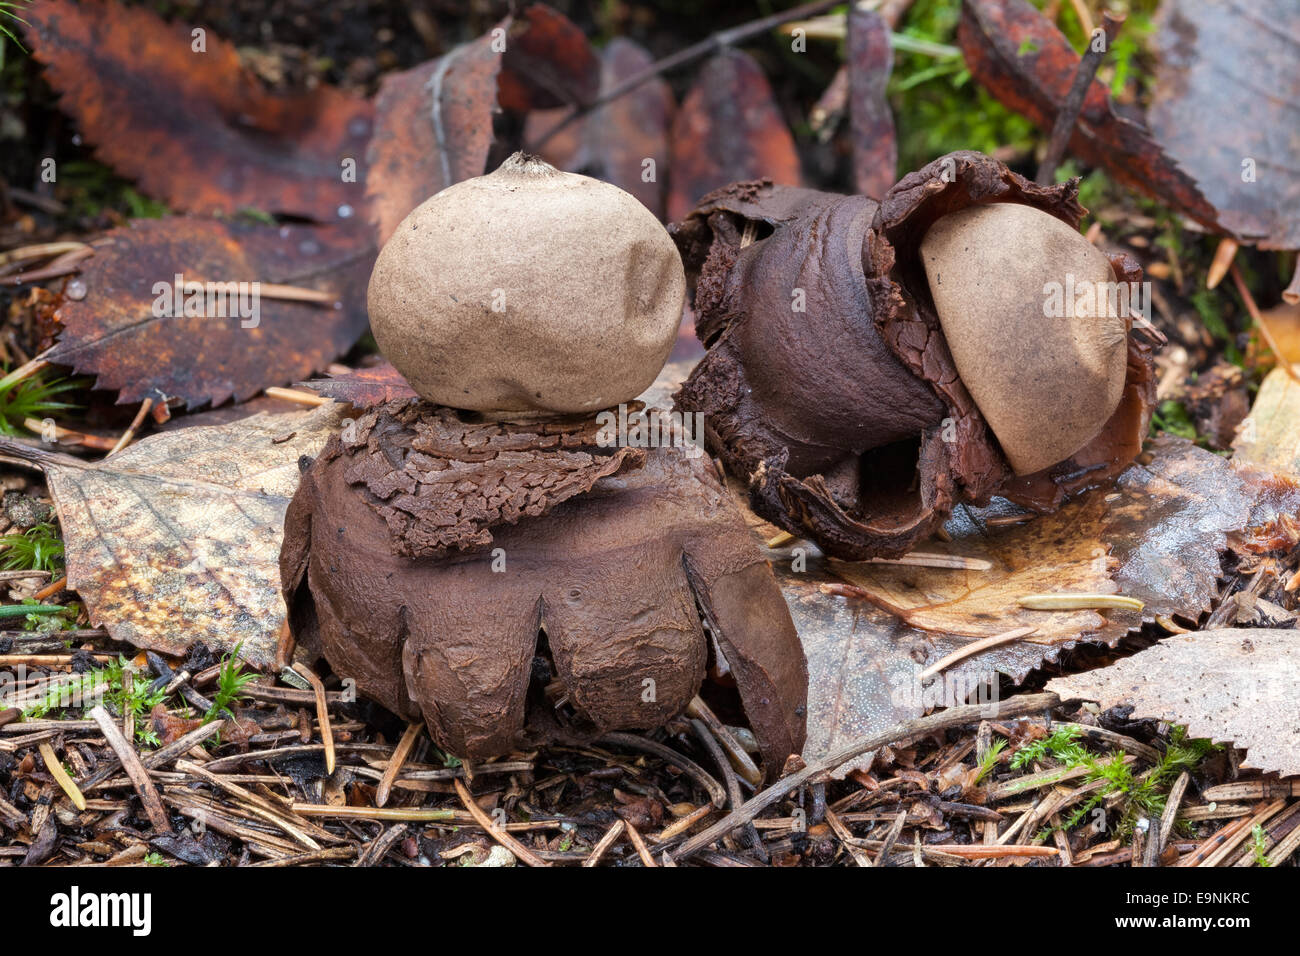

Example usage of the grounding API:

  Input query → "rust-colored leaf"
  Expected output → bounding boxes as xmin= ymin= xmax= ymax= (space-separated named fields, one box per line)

xmin=847 ymin=6 xmax=896 ymax=199
xmin=0 ymin=403 xmax=347 ymax=669
xmin=1147 ymin=0 xmax=1300 ymax=249
xmin=299 ymin=362 xmax=418 ymax=407
xmin=528 ymin=38 xmax=675 ymax=218
xmin=957 ymin=0 xmax=1221 ymax=231
xmin=47 ymin=217 xmax=374 ymax=409
xmin=1048 ymin=629 xmax=1300 ymax=777
xmin=366 ymin=25 xmax=505 ymax=246
xmin=497 ymin=3 xmax=600 ymax=112
xmin=667 ymin=49 xmax=801 ymax=223
xmin=24 ymin=0 xmax=371 ymax=222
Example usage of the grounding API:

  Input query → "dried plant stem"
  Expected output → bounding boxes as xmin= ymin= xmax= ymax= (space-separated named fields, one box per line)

xmin=292 ymin=663 xmax=335 ymax=774
xmin=452 ymin=778 xmax=550 ymax=868
xmin=89 ymin=705 xmax=171 ymax=833
xmin=1036 ymin=11 xmax=1125 ymax=184
xmin=1232 ymin=260 xmax=1299 ymax=383
xmin=376 ymin=721 xmax=423 ymax=808
xmin=106 ymin=398 xmax=153 ymax=456
xmin=265 ymin=386 xmax=332 ymax=407
xmin=918 ymin=626 xmax=1037 ymax=680
xmin=39 ymin=741 xmax=87 ymax=811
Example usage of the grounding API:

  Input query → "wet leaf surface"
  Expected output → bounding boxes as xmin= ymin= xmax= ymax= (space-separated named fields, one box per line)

xmin=24 ymin=0 xmax=372 ymax=222
xmin=497 ymin=3 xmax=600 ymax=112
xmin=47 ymin=217 xmax=374 ymax=409
xmin=1148 ymin=0 xmax=1300 ymax=249
xmin=666 ymin=49 xmax=801 ymax=223
xmin=299 ymin=362 xmax=418 ymax=407
xmin=366 ymin=25 xmax=505 ymax=246
xmin=847 ymin=6 xmax=896 ymax=200
xmin=1047 ymin=629 xmax=1300 ymax=777
xmin=0 ymin=403 xmax=347 ymax=669
xmin=957 ymin=0 xmax=1221 ymax=232
xmin=526 ymin=38 xmax=674 ymax=218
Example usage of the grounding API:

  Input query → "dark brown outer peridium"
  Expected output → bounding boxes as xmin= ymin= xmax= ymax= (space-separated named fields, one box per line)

xmin=671 ymin=150 xmax=1157 ymax=560
xmin=281 ymin=410 xmax=807 ymax=781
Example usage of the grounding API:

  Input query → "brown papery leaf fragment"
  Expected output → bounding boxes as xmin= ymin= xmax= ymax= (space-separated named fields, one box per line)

xmin=667 ymin=49 xmax=801 ymax=223
xmin=46 ymin=217 xmax=374 ymax=409
xmin=847 ymin=6 xmax=897 ymax=199
xmin=0 ymin=403 xmax=347 ymax=669
xmin=24 ymin=0 xmax=371 ymax=222
xmin=366 ymin=24 xmax=506 ymax=246
xmin=957 ymin=0 xmax=1222 ymax=232
xmin=298 ymin=362 xmax=418 ymax=408
xmin=497 ymin=3 xmax=600 ymax=112
xmin=526 ymin=38 xmax=675 ymax=219
xmin=1047 ymin=629 xmax=1300 ymax=777
xmin=1147 ymin=0 xmax=1300 ymax=249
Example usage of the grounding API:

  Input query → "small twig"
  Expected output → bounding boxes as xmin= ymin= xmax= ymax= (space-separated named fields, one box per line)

xmin=293 ymin=663 xmax=335 ymax=775
xmin=33 ymin=577 xmax=67 ymax=601
xmin=0 ymin=355 xmax=51 ymax=393
xmin=600 ymin=731 xmax=728 ymax=808
xmin=0 ymin=241 xmax=89 ymax=269
xmin=354 ymin=824 xmax=408 ymax=867
xmin=39 ymin=741 xmax=87 ymax=811
xmin=918 ymin=626 xmax=1037 ymax=680
xmin=583 ymin=820 xmax=626 ymax=867
xmin=376 ymin=721 xmax=423 ymax=808
xmin=1232 ymin=260 xmax=1299 ymax=383
xmin=1206 ymin=237 xmax=1239 ymax=290
xmin=265 ymin=386 xmax=332 ymax=407
xmin=255 ymin=283 xmax=338 ymax=305
xmin=291 ymin=803 xmax=456 ymax=822
xmin=89 ymin=704 xmax=172 ymax=833
xmin=452 ymin=778 xmax=550 ymax=868
xmin=106 ymin=398 xmax=153 ymax=457
xmin=686 ymin=695 xmax=762 ymax=787
xmin=673 ymin=693 xmax=1059 ymax=862
xmin=23 ymin=417 xmax=118 ymax=451
xmin=1036 ymin=10 xmax=1125 ymax=184
xmin=1016 ymin=592 xmax=1143 ymax=611
xmin=624 ymin=820 xmax=657 ymax=867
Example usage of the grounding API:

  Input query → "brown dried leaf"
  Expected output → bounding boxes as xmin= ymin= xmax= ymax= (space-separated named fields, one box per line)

xmin=1234 ymin=367 xmax=1300 ymax=476
xmin=366 ymin=25 xmax=505 ymax=246
xmin=1148 ymin=0 xmax=1300 ymax=249
xmin=526 ymin=38 xmax=675 ymax=218
xmin=1047 ymin=629 xmax=1300 ymax=777
xmin=298 ymin=362 xmax=418 ymax=407
xmin=785 ymin=438 xmax=1260 ymax=775
xmin=667 ymin=49 xmax=801 ymax=223
xmin=0 ymin=403 xmax=346 ymax=668
xmin=957 ymin=0 xmax=1221 ymax=231
xmin=46 ymin=217 xmax=374 ymax=409
xmin=24 ymin=0 xmax=371 ymax=222
xmin=497 ymin=3 xmax=600 ymax=112
xmin=847 ymin=6 xmax=897 ymax=199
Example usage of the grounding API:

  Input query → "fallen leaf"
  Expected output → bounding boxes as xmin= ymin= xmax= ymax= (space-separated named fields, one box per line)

xmin=1147 ymin=0 xmax=1300 ymax=249
xmin=847 ymin=6 xmax=896 ymax=199
xmin=299 ymin=362 xmax=418 ymax=407
xmin=957 ymin=0 xmax=1221 ymax=232
xmin=789 ymin=437 xmax=1260 ymax=775
xmin=46 ymin=217 xmax=374 ymax=409
xmin=24 ymin=0 xmax=371 ymax=222
xmin=527 ymin=38 xmax=675 ymax=218
xmin=497 ymin=3 xmax=599 ymax=112
xmin=1047 ymin=629 xmax=1300 ymax=777
xmin=0 ymin=403 xmax=346 ymax=668
xmin=1233 ymin=367 xmax=1300 ymax=477
xmin=667 ymin=49 xmax=801 ymax=222
xmin=366 ymin=24 xmax=506 ymax=245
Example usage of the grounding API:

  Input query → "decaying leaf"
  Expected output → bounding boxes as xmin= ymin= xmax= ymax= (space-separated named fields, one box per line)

xmin=46 ymin=217 xmax=374 ymax=409
xmin=1147 ymin=0 xmax=1300 ymax=249
xmin=0 ymin=403 xmax=346 ymax=669
xmin=24 ymin=0 xmax=371 ymax=222
xmin=957 ymin=0 xmax=1221 ymax=232
xmin=667 ymin=49 xmax=801 ymax=222
xmin=847 ymin=5 xmax=896 ymax=199
xmin=496 ymin=3 xmax=600 ymax=112
xmin=366 ymin=25 xmax=505 ymax=246
xmin=1047 ymin=629 xmax=1300 ymax=777
xmin=1234 ymin=367 xmax=1300 ymax=478
xmin=299 ymin=362 xmax=418 ymax=407
xmin=526 ymin=38 xmax=674 ymax=218
xmin=781 ymin=437 xmax=1263 ymax=775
